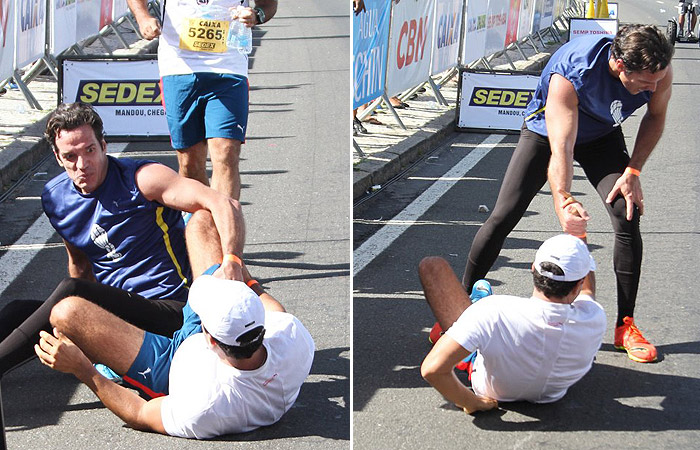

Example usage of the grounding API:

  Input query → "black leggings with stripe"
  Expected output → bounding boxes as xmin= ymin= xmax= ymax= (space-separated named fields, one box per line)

xmin=463 ymin=126 xmax=642 ymax=326
xmin=0 ymin=277 xmax=185 ymax=377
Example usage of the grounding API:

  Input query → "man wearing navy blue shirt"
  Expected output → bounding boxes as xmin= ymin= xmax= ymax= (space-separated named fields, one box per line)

xmin=462 ymin=25 xmax=674 ymax=364
xmin=0 ymin=103 xmax=245 ymax=378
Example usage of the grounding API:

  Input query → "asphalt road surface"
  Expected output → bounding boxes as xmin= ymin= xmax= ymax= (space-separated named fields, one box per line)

xmin=353 ymin=1 xmax=700 ymax=448
xmin=0 ymin=1 xmax=350 ymax=449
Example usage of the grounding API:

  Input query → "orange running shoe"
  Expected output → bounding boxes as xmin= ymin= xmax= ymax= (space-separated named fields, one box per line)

xmin=428 ymin=322 xmax=443 ymax=345
xmin=614 ymin=317 xmax=658 ymax=363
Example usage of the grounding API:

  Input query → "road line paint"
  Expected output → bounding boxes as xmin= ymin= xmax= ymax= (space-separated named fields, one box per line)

xmin=0 ymin=144 xmax=127 ymax=297
xmin=353 ymin=134 xmax=506 ymax=276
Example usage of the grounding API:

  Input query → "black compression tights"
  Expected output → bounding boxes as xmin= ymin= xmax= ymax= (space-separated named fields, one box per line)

xmin=0 ymin=278 xmax=185 ymax=377
xmin=463 ymin=127 xmax=642 ymax=327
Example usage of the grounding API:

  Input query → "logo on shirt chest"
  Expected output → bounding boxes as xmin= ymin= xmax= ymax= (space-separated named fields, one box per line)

xmin=610 ymin=100 xmax=623 ymax=126
xmin=90 ymin=224 xmax=123 ymax=262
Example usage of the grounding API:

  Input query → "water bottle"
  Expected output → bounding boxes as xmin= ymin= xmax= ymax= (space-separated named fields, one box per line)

xmin=227 ymin=6 xmax=253 ymax=54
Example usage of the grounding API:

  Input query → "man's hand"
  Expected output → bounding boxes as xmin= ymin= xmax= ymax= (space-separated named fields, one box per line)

xmin=554 ymin=197 xmax=589 ymax=237
xmin=35 ymin=328 xmax=93 ymax=376
xmin=138 ymin=16 xmax=161 ymax=39
xmin=353 ymin=0 xmax=366 ymax=15
xmin=605 ymin=171 xmax=644 ymax=220
xmin=232 ymin=6 xmax=257 ymax=28
xmin=462 ymin=395 xmax=499 ymax=414
xmin=213 ymin=257 xmax=244 ymax=281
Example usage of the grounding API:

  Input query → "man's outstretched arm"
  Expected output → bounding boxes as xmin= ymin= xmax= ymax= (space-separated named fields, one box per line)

xmin=35 ymin=328 xmax=167 ymax=434
xmin=421 ymin=335 xmax=498 ymax=414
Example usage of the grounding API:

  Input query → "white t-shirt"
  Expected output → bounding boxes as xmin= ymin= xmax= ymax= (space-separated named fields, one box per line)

xmin=159 ymin=0 xmax=250 ymax=77
xmin=161 ymin=311 xmax=315 ymax=439
xmin=445 ymin=294 xmax=606 ymax=403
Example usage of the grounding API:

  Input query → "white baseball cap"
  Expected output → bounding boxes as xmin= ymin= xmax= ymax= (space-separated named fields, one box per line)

xmin=533 ymin=234 xmax=596 ymax=282
xmin=189 ymin=275 xmax=265 ymax=346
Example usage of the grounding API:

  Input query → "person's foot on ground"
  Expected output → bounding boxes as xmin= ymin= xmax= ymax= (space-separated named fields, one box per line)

xmin=353 ymin=117 xmax=367 ymax=136
xmin=614 ymin=316 xmax=658 ymax=363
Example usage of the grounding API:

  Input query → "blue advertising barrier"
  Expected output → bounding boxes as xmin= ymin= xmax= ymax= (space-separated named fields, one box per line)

xmin=353 ymin=0 xmax=391 ymax=109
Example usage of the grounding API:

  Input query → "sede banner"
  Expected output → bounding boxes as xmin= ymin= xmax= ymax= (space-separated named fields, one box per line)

xmin=431 ymin=0 xmax=462 ymax=75
xmin=62 ymin=58 xmax=169 ymax=137
xmin=386 ymin=0 xmax=435 ymax=97
xmin=456 ymin=70 xmax=539 ymax=132
xmin=353 ymin=0 xmax=391 ymax=109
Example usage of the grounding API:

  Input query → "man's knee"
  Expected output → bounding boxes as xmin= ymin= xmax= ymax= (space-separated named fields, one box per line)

xmin=49 ymin=296 xmax=84 ymax=330
xmin=209 ymin=139 xmax=241 ymax=166
xmin=419 ymin=256 xmax=449 ymax=282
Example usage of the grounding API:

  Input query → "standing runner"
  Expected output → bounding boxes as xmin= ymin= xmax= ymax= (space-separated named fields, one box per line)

xmin=462 ymin=25 xmax=674 ymax=363
xmin=127 ymin=0 xmax=278 ymax=199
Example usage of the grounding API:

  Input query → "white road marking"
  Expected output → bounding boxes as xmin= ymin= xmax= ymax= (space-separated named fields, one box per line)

xmin=353 ymin=134 xmax=507 ymax=276
xmin=0 ymin=144 xmax=128 ymax=297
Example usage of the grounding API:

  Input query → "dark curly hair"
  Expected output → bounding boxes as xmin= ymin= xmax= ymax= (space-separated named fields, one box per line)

xmin=45 ymin=103 xmax=105 ymax=153
xmin=208 ymin=325 xmax=266 ymax=360
xmin=532 ymin=261 xmax=581 ymax=299
xmin=611 ymin=24 xmax=674 ymax=73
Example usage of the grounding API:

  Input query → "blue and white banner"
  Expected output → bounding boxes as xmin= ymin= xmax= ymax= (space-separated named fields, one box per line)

xmin=353 ymin=0 xmax=391 ymax=109
xmin=15 ymin=0 xmax=46 ymax=68
xmin=431 ymin=0 xmax=462 ymax=75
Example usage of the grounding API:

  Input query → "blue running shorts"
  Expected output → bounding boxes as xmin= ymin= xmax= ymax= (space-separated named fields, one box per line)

xmin=122 ymin=264 xmax=220 ymax=397
xmin=161 ymin=73 xmax=249 ymax=149
xmin=123 ymin=302 xmax=203 ymax=398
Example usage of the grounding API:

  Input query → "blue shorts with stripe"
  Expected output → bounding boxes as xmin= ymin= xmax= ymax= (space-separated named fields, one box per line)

xmin=123 ymin=302 xmax=202 ymax=397
xmin=161 ymin=72 xmax=249 ymax=149
xmin=122 ymin=264 xmax=220 ymax=397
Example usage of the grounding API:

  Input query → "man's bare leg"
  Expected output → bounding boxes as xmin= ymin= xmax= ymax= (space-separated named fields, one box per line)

xmin=209 ymin=138 xmax=241 ymax=200
xmin=176 ymin=141 xmax=209 ymax=186
xmin=49 ymin=296 xmax=144 ymax=375
xmin=419 ymin=257 xmax=473 ymax=331
xmin=185 ymin=210 xmax=284 ymax=312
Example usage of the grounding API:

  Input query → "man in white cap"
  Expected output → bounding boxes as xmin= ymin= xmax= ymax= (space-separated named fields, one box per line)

xmin=31 ymin=211 xmax=315 ymax=439
xmin=420 ymin=234 xmax=606 ymax=414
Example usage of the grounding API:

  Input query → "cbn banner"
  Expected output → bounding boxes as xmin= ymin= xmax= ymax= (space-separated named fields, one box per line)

xmin=15 ymin=0 xmax=46 ymax=68
xmin=353 ymin=0 xmax=391 ymax=109
xmin=62 ymin=58 xmax=169 ymax=137
xmin=462 ymin=0 xmax=488 ymax=65
xmin=386 ymin=0 xmax=435 ymax=97
xmin=0 ymin=0 xmax=15 ymax=81
xmin=456 ymin=70 xmax=539 ymax=131
xmin=431 ymin=0 xmax=462 ymax=75
xmin=50 ymin=0 xmax=77 ymax=56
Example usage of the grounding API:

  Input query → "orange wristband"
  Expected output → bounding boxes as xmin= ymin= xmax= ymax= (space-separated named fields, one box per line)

xmin=246 ymin=279 xmax=260 ymax=288
xmin=223 ymin=254 xmax=242 ymax=266
xmin=624 ymin=167 xmax=641 ymax=177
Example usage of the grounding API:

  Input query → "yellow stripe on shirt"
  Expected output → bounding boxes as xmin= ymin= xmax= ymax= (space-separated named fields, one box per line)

xmin=155 ymin=206 xmax=189 ymax=288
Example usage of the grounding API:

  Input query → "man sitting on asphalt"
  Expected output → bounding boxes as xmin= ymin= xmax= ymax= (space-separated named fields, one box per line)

xmin=0 ymin=102 xmax=245 ymax=380
xmin=420 ymin=234 xmax=606 ymax=413
xmin=33 ymin=210 xmax=315 ymax=439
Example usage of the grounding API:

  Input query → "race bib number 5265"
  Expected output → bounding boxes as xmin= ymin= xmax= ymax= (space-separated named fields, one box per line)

xmin=180 ymin=18 xmax=229 ymax=53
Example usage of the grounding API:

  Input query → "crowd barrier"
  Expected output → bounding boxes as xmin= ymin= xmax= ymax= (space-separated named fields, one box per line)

xmin=353 ymin=0 xmax=585 ymax=136
xmin=0 ymin=0 xmax=161 ymax=110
